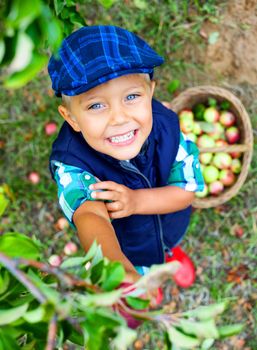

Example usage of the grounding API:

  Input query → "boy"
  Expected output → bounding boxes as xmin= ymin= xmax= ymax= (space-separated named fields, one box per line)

xmin=48 ymin=25 xmax=204 ymax=285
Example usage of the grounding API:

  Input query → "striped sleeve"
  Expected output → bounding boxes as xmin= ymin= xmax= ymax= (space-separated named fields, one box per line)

xmin=52 ymin=161 xmax=99 ymax=224
xmin=167 ymin=132 xmax=205 ymax=192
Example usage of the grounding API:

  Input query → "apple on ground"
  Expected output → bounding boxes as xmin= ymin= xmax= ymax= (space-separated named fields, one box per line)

xmin=212 ymin=152 xmax=232 ymax=169
xmin=49 ymin=254 xmax=62 ymax=267
xmin=179 ymin=109 xmax=194 ymax=120
xmin=225 ymin=126 xmax=240 ymax=144
xmin=197 ymin=134 xmax=216 ymax=148
xmin=64 ymin=242 xmax=78 ymax=256
xmin=55 ymin=217 xmax=69 ymax=230
xmin=203 ymin=107 xmax=220 ymax=123
xmin=219 ymin=111 xmax=236 ymax=127
xmin=45 ymin=122 xmax=57 ymax=135
xmin=231 ymin=158 xmax=242 ymax=174
xmin=28 ymin=172 xmax=40 ymax=184
xmin=219 ymin=169 xmax=236 ymax=186
xmin=207 ymin=122 xmax=224 ymax=140
xmin=199 ymin=152 xmax=213 ymax=165
xmin=195 ymin=183 xmax=209 ymax=198
xmin=209 ymin=180 xmax=224 ymax=195
xmin=203 ymin=165 xmax=219 ymax=184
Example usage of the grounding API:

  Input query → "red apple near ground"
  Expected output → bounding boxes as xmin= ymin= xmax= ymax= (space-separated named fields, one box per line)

xmin=49 ymin=254 xmax=62 ymax=267
xmin=64 ymin=242 xmax=78 ymax=256
xmin=203 ymin=107 xmax=220 ymax=123
xmin=219 ymin=169 xmax=236 ymax=186
xmin=45 ymin=122 xmax=57 ymax=135
xmin=209 ymin=180 xmax=224 ymax=195
xmin=28 ymin=172 xmax=40 ymax=184
xmin=212 ymin=152 xmax=232 ymax=169
xmin=197 ymin=134 xmax=216 ymax=148
xmin=219 ymin=111 xmax=236 ymax=127
xmin=225 ymin=126 xmax=240 ymax=144
xmin=199 ymin=152 xmax=213 ymax=165
xmin=203 ymin=165 xmax=219 ymax=184
xmin=231 ymin=158 xmax=242 ymax=174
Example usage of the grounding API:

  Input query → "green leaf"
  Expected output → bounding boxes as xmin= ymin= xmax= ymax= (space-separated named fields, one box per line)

xmin=111 ymin=326 xmax=137 ymax=350
xmin=60 ymin=256 xmax=88 ymax=269
xmin=0 ymin=270 xmax=10 ymax=294
xmin=133 ymin=0 xmax=147 ymax=10
xmin=183 ymin=301 xmax=228 ymax=320
xmin=54 ymin=0 xmax=65 ymax=15
xmin=193 ymin=103 xmax=205 ymax=120
xmin=0 ymin=330 xmax=19 ymax=350
xmin=23 ymin=305 xmax=46 ymax=323
xmin=208 ymin=97 xmax=217 ymax=107
xmin=76 ymin=289 xmax=122 ymax=308
xmin=201 ymin=338 xmax=215 ymax=350
xmin=90 ymin=260 xmax=105 ymax=284
xmin=0 ymin=303 xmax=28 ymax=325
xmin=0 ymin=33 xmax=19 ymax=67
xmin=39 ymin=5 xmax=63 ymax=51
xmin=168 ymin=326 xmax=200 ymax=349
xmin=197 ymin=122 xmax=215 ymax=133
xmin=3 ymin=52 xmax=48 ymax=89
xmin=97 ymin=0 xmax=116 ymax=9
xmin=101 ymin=261 xmax=125 ymax=291
xmin=218 ymin=324 xmax=244 ymax=338
xmin=125 ymin=296 xmax=150 ymax=310
xmin=0 ymin=193 xmax=9 ymax=217
xmin=178 ymin=318 xmax=219 ymax=339
xmin=220 ymin=100 xmax=231 ymax=110
xmin=85 ymin=240 xmax=99 ymax=261
xmin=7 ymin=0 xmax=42 ymax=29
xmin=27 ymin=269 xmax=60 ymax=303
xmin=167 ymin=79 xmax=180 ymax=94
xmin=0 ymin=40 xmax=5 ymax=65
xmin=0 ymin=232 xmax=41 ymax=259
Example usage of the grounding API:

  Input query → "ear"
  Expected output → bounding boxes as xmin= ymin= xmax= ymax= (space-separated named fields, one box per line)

xmin=149 ymin=80 xmax=156 ymax=97
xmin=58 ymin=105 xmax=81 ymax=132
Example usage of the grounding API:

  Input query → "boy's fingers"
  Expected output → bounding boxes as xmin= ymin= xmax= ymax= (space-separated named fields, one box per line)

xmin=106 ymin=201 xmax=122 ymax=211
xmin=91 ymin=190 xmax=118 ymax=201
xmin=90 ymin=181 xmax=121 ymax=191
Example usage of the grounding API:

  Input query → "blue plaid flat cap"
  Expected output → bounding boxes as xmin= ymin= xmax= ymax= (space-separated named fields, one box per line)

xmin=48 ymin=25 xmax=164 ymax=97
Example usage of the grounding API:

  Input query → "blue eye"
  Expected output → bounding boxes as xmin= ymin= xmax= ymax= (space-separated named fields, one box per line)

xmin=89 ymin=103 xmax=103 ymax=110
xmin=126 ymin=94 xmax=139 ymax=101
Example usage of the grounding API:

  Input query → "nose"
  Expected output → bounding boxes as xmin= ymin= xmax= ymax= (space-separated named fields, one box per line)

xmin=109 ymin=102 xmax=130 ymax=125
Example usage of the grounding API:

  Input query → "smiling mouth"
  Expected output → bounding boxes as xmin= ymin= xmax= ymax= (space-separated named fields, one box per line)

xmin=107 ymin=129 xmax=138 ymax=145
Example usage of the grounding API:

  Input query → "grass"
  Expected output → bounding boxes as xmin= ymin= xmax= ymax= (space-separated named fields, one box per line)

xmin=0 ymin=1 xmax=256 ymax=349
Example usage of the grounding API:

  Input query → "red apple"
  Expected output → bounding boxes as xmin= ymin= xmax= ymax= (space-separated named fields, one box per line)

xmin=197 ymin=134 xmax=216 ymax=148
xmin=220 ymin=111 xmax=236 ymax=127
xmin=203 ymin=107 xmax=220 ymax=123
xmin=49 ymin=254 xmax=62 ymax=267
xmin=56 ymin=217 xmax=69 ymax=230
xmin=212 ymin=152 xmax=232 ymax=169
xmin=64 ymin=242 xmax=78 ymax=256
xmin=231 ymin=151 xmax=242 ymax=159
xmin=195 ymin=184 xmax=209 ymax=198
xmin=199 ymin=152 xmax=213 ymax=165
xmin=45 ymin=122 xmax=57 ymax=135
xmin=203 ymin=165 xmax=219 ymax=184
xmin=28 ymin=171 xmax=40 ymax=184
xmin=231 ymin=158 xmax=242 ymax=174
xmin=179 ymin=109 xmax=194 ymax=120
xmin=225 ymin=126 xmax=240 ymax=144
xmin=219 ymin=169 xmax=236 ymax=186
xmin=209 ymin=180 xmax=224 ymax=195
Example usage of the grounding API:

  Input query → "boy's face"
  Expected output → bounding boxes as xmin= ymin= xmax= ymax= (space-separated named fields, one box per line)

xmin=59 ymin=74 xmax=155 ymax=160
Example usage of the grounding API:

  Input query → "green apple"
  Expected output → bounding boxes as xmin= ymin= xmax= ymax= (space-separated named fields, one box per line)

xmin=199 ymin=152 xmax=213 ymax=165
xmin=195 ymin=183 xmax=209 ymax=198
xmin=203 ymin=165 xmax=219 ymax=184
xmin=212 ymin=152 xmax=232 ymax=169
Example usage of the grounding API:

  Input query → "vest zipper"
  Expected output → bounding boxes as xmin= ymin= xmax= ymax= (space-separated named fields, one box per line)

xmin=119 ymin=161 xmax=170 ymax=263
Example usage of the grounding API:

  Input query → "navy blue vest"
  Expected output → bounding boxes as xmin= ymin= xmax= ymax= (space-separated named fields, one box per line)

xmin=50 ymin=99 xmax=191 ymax=266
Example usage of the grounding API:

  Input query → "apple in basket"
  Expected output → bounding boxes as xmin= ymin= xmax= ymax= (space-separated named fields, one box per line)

xmin=219 ymin=169 xmax=236 ymax=186
xmin=225 ymin=126 xmax=240 ymax=144
xmin=209 ymin=180 xmax=224 ymax=195
xmin=203 ymin=165 xmax=219 ymax=184
xmin=219 ymin=111 xmax=236 ymax=127
xmin=195 ymin=183 xmax=209 ymax=198
xmin=197 ymin=134 xmax=216 ymax=148
xmin=199 ymin=152 xmax=213 ymax=165
xmin=179 ymin=109 xmax=194 ymax=120
xmin=212 ymin=152 xmax=232 ymax=170
xmin=231 ymin=158 xmax=242 ymax=174
xmin=203 ymin=107 xmax=220 ymax=123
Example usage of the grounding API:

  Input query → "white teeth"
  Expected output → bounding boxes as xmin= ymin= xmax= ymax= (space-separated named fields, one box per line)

xmin=110 ymin=130 xmax=135 ymax=143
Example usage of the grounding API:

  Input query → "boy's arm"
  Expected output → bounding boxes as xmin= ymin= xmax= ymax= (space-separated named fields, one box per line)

xmin=73 ymin=200 xmax=140 ymax=280
xmin=89 ymin=182 xmax=194 ymax=218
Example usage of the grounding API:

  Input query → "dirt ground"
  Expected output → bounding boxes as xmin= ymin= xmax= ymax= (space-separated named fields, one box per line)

xmin=202 ymin=0 xmax=257 ymax=85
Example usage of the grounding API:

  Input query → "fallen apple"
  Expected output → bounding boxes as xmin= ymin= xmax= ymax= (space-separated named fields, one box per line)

xmin=64 ymin=242 xmax=78 ymax=256
xmin=203 ymin=107 xmax=220 ymax=123
xmin=28 ymin=171 xmax=40 ymax=184
xmin=203 ymin=165 xmax=219 ymax=184
xmin=219 ymin=169 xmax=236 ymax=186
xmin=45 ymin=122 xmax=57 ymax=135
xmin=49 ymin=254 xmax=62 ymax=267
xmin=225 ymin=126 xmax=240 ymax=144
xmin=212 ymin=152 xmax=232 ymax=169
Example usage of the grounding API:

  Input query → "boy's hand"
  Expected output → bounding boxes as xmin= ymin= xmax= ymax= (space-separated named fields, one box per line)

xmin=89 ymin=181 xmax=137 ymax=219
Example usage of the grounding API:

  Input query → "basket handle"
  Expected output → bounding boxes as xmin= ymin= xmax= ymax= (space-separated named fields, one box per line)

xmin=199 ymin=144 xmax=250 ymax=153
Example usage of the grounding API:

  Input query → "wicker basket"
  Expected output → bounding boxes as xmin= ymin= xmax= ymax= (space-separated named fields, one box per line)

xmin=170 ymin=86 xmax=253 ymax=208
